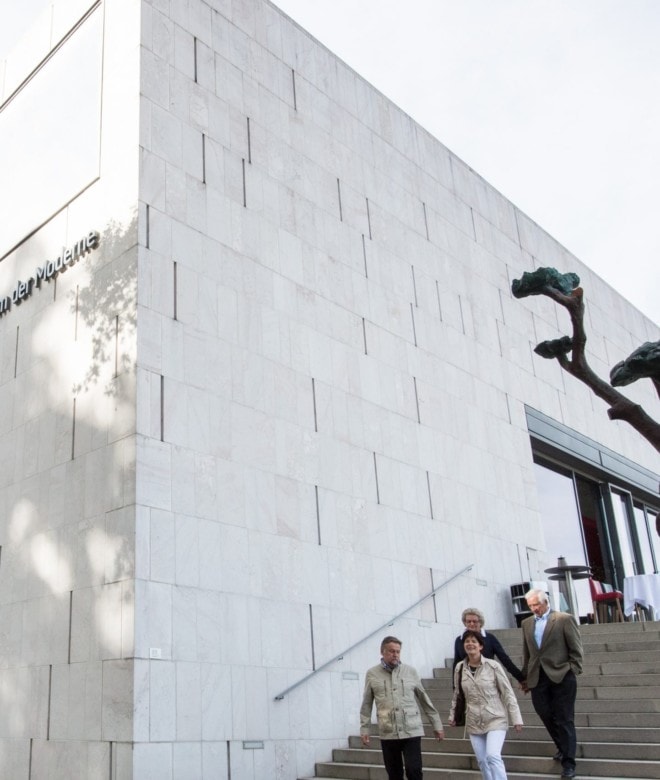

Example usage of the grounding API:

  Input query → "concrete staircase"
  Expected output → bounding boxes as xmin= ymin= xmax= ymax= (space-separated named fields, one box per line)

xmin=301 ymin=621 xmax=660 ymax=779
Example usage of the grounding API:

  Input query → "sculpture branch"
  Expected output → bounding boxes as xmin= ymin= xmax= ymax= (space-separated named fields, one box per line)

xmin=610 ymin=341 xmax=660 ymax=401
xmin=512 ymin=268 xmax=660 ymax=452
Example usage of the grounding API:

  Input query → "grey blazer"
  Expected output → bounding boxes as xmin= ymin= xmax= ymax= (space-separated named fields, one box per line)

xmin=521 ymin=610 xmax=583 ymax=687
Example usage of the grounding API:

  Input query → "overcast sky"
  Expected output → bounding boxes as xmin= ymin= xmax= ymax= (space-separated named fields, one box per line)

xmin=2 ymin=0 xmax=658 ymax=324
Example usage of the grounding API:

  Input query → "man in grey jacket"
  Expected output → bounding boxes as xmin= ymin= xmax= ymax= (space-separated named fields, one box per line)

xmin=360 ymin=635 xmax=444 ymax=780
xmin=521 ymin=588 xmax=583 ymax=779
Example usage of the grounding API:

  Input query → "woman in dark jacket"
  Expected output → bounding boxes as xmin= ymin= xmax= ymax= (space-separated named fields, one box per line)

xmin=453 ymin=608 xmax=524 ymax=683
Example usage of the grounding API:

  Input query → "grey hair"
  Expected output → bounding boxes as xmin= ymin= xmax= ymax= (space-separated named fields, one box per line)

xmin=525 ymin=588 xmax=548 ymax=603
xmin=461 ymin=608 xmax=485 ymax=627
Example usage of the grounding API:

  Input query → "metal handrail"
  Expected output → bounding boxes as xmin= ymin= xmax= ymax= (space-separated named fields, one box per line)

xmin=274 ymin=563 xmax=474 ymax=700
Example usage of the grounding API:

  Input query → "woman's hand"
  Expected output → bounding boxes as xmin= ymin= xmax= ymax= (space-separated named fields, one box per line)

xmin=447 ymin=719 xmax=455 ymax=727
xmin=514 ymin=724 xmax=523 ymax=732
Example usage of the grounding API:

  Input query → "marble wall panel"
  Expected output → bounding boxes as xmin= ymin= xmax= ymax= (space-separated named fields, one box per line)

xmin=132 ymin=742 xmax=173 ymax=780
xmin=0 ymin=665 xmax=50 ymax=739
xmin=70 ymin=582 xmax=124 ymax=663
xmin=0 ymin=738 xmax=30 ymax=779
xmin=30 ymin=739 xmax=111 ymax=780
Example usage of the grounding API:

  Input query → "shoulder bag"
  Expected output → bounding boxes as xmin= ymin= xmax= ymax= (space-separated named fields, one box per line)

xmin=454 ymin=663 xmax=466 ymax=727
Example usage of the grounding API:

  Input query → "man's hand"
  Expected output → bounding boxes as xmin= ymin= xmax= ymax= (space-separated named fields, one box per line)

xmin=360 ymin=734 xmax=370 ymax=746
xmin=433 ymin=729 xmax=445 ymax=741
xmin=520 ymin=680 xmax=529 ymax=694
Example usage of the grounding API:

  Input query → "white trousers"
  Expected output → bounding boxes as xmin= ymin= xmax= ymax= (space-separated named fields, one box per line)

xmin=469 ymin=729 xmax=508 ymax=780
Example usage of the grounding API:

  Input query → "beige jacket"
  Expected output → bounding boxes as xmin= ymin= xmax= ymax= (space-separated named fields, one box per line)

xmin=360 ymin=662 xmax=443 ymax=739
xmin=449 ymin=658 xmax=523 ymax=734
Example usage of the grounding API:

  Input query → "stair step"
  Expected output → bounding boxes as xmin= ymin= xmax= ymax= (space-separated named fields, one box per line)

xmin=419 ymin=725 xmax=660 ymax=743
xmin=425 ymin=676 xmax=660 ymax=690
xmin=521 ymin=705 xmax=660 ymax=721
xmin=434 ymin=647 xmax=660 ymax=675
xmin=431 ymin=697 xmax=660 ymax=714
xmin=332 ymin=747 xmax=660 ymax=774
xmin=309 ymin=761 xmax=660 ymax=779
xmin=577 ymin=674 xmax=660 ymax=687
xmin=349 ymin=736 xmax=660 ymax=761
xmin=493 ymin=624 xmax=659 ymax=640
xmin=512 ymin=725 xmax=660 ymax=743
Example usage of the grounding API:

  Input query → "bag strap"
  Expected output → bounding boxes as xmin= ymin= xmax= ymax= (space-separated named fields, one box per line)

xmin=458 ymin=661 xmax=467 ymax=739
xmin=456 ymin=659 xmax=466 ymax=686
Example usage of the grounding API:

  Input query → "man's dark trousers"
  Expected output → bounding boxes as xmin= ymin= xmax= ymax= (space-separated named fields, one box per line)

xmin=530 ymin=667 xmax=577 ymax=772
xmin=380 ymin=736 xmax=423 ymax=780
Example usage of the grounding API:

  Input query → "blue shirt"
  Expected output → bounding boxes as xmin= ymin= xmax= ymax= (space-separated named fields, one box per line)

xmin=534 ymin=609 xmax=551 ymax=647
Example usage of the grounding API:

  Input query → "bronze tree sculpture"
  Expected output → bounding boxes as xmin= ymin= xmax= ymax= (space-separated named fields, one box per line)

xmin=511 ymin=267 xmax=660 ymax=453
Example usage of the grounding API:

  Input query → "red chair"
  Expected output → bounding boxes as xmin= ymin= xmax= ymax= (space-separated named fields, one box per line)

xmin=589 ymin=578 xmax=624 ymax=623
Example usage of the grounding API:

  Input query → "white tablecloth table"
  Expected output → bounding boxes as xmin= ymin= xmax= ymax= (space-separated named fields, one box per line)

xmin=623 ymin=574 xmax=660 ymax=620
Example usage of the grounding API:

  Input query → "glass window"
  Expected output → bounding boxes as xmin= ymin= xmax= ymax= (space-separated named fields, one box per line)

xmin=575 ymin=476 xmax=609 ymax=583
xmin=0 ymin=7 xmax=102 ymax=256
xmin=532 ymin=443 xmax=659 ymax=611
xmin=647 ymin=507 xmax=660 ymax=568
xmin=610 ymin=490 xmax=639 ymax=576
xmin=633 ymin=503 xmax=657 ymax=574
xmin=533 ymin=462 xmax=591 ymax=616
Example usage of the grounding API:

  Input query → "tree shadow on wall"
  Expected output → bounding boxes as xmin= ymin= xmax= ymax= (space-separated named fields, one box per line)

xmin=0 ymin=212 xmax=139 ymax=773
xmin=71 ymin=215 xmax=138 ymax=397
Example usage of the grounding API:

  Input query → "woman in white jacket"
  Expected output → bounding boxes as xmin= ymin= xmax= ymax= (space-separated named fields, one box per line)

xmin=448 ymin=629 xmax=523 ymax=780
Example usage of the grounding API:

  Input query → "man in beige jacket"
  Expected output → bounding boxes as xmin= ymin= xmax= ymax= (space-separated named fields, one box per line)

xmin=521 ymin=588 xmax=583 ymax=779
xmin=360 ymin=636 xmax=444 ymax=779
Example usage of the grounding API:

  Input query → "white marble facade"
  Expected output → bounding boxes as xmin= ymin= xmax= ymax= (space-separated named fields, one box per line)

xmin=0 ymin=0 xmax=658 ymax=778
